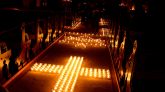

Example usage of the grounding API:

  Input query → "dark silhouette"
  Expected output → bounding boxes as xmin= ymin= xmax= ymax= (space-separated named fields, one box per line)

xmin=29 ymin=48 xmax=34 ymax=59
xmin=20 ymin=60 xmax=24 ymax=68
xmin=14 ymin=62 xmax=18 ymax=73
xmin=2 ymin=60 xmax=8 ymax=80
xmin=8 ymin=56 xmax=18 ymax=76
xmin=9 ymin=57 xmax=15 ymax=75
xmin=29 ymin=40 xmax=35 ymax=60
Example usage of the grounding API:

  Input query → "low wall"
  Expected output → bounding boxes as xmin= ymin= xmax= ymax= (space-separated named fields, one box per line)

xmin=2 ymin=34 xmax=64 ymax=88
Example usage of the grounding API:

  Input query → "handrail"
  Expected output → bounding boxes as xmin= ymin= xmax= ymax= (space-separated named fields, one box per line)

xmin=2 ymin=34 xmax=64 ymax=88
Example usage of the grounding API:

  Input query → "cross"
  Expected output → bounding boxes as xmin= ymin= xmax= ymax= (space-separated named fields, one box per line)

xmin=30 ymin=56 xmax=111 ymax=92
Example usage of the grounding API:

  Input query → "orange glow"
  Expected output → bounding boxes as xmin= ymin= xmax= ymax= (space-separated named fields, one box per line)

xmin=30 ymin=56 xmax=111 ymax=91
xmin=120 ymin=70 xmax=124 ymax=76
xmin=102 ymin=69 xmax=106 ymax=78
xmin=54 ymin=56 xmax=75 ymax=91
xmin=98 ymin=69 xmax=102 ymax=78
xmin=131 ymin=5 xmax=135 ymax=11
xmin=127 ymin=72 xmax=131 ymax=81
xmin=31 ymin=63 xmax=111 ymax=79
xmin=80 ymin=67 xmax=85 ymax=76
xmin=52 ymin=56 xmax=83 ymax=92
xmin=72 ymin=21 xmax=81 ymax=29
xmin=106 ymin=70 xmax=111 ymax=79
xmin=59 ymin=32 xmax=106 ymax=48
xmin=94 ymin=68 xmax=97 ymax=78
xmin=84 ymin=68 xmax=88 ymax=77
xmin=99 ymin=18 xmax=108 ymax=26
xmin=89 ymin=68 xmax=93 ymax=77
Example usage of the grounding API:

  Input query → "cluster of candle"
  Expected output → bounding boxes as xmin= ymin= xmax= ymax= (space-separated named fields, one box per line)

xmin=59 ymin=34 xmax=106 ymax=48
xmin=52 ymin=56 xmax=83 ymax=92
xmin=30 ymin=56 xmax=111 ymax=92
xmin=99 ymin=18 xmax=109 ymax=26
xmin=31 ymin=63 xmax=64 ymax=74
xmin=65 ymin=32 xmax=106 ymax=37
xmin=80 ymin=67 xmax=110 ymax=79
xmin=66 ymin=32 xmax=94 ymax=36
xmin=31 ymin=63 xmax=110 ymax=79
xmin=99 ymin=28 xmax=111 ymax=36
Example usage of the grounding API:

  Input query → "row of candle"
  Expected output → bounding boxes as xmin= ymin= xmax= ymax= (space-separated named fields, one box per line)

xmin=65 ymin=32 xmax=108 ymax=37
xmin=65 ymin=32 xmax=94 ymax=36
xmin=52 ymin=56 xmax=83 ymax=92
xmin=80 ymin=67 xmax=110 ymax=79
